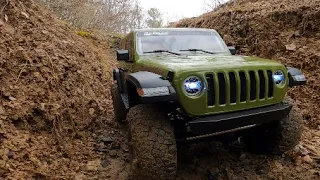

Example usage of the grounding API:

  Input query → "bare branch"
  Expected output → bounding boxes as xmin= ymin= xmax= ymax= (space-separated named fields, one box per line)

xmin=35 ymin=0 xmax=144 ymax=33
xmin=0 ymin=0 xmax=9 ymax=15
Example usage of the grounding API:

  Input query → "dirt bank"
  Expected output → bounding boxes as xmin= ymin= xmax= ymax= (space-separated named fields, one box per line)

xmin=0 ymin=0 xmax=129 ymax=179
xmin=0 ymin=0 xmax=319 ymax=179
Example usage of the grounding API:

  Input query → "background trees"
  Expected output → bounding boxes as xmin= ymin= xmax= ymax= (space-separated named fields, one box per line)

xmin=36 ymin=0 xmax=231 ymax=32
xmin=36 ymin=0 xmax=144 ymax=33
xmin=145 ymin=8 xmax=163 ymax=28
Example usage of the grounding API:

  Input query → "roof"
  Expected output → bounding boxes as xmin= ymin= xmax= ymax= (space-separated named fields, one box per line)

xmin=133 ymin=28 xmax=217 ymax=33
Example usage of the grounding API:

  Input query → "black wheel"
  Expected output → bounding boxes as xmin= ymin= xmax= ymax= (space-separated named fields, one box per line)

xmin=243 ymin=97 xmax=303 ymax=154
xmin=111 ymin=84 xmax=127 ymax=123
xmin=127 ymin=104 xmax=177 ymax=180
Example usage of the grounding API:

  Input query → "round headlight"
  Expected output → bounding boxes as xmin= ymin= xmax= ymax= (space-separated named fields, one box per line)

xmin=273 ymin=70 xmax=285 ymax=86
xmin=183 ymin=76 xmax=204 ymax=96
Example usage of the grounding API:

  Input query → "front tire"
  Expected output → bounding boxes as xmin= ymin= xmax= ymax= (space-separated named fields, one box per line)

xmin=127 ymin=105 xmax=177 ymax=180
xmin=243 ymin=97 xmax=303 ymax=154
xmin=111 ymin=84 xmax=127 ymax=123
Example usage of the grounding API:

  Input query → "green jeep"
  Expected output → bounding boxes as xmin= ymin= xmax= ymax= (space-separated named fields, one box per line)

xmin=111 ymin=28 xmax=306 ymax=179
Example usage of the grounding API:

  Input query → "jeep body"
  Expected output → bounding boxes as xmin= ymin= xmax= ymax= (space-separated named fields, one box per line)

xmin=113 ymin=28 xmax=305 ymax=141
xmin=112 ymin=28 xmax=306 ymax=179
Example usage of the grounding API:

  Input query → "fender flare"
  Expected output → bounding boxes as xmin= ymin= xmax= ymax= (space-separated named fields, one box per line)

xmin=287 ymin=67 xmax=307 ymax=87
xmin=126 ymin=71 xmax=177 ymax=104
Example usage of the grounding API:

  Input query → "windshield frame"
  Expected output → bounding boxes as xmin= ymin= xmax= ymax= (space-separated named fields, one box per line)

xmin=135 ymin=29 xmax=231 ymax=56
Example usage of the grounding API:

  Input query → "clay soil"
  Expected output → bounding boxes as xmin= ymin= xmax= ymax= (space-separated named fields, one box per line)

xmin=0 ymin=0 xmax=319 ymax=179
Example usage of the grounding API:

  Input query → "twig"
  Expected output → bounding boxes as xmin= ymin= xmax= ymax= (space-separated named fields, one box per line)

xmin=0 ymin=0 xmax=9 ymax=15
xmin=15 ymin=60 xmax=28 ymax=84
xmin=44 ymin=51 xmax=58 ymax=83
xmin=82 ymin=85 xmax=85 ymax=123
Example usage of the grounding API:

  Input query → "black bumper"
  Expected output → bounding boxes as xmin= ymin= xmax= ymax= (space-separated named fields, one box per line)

xmin=188 ymin=103 xmax=292 ymax=135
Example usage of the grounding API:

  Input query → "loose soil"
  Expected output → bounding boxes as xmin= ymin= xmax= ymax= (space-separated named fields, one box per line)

xmin=0 ymin=0 xmax=319 ymax=179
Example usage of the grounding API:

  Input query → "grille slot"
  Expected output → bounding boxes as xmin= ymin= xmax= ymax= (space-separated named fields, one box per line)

xmin=249 ymin=71 xmax=256 ymax=100
xmin=258 ymin=70 xmax=266 ymax=99
xmin=229 ymin=72 xmax=237 ymax=103
xmin=239 ymin=71 xmax=247 ymax=102
xmin=218 ymin=73 xmax=226 ymax=105
xmin=206 ymin=74 xmax=215 ymax=106
xmin=267 ymin=70 xmax=274 ymax=97
xmin=206 ymin=69 xmax=274 ymax=107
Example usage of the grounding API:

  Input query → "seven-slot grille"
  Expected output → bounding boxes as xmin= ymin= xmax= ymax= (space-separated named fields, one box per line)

xmin=206 ymin=70 xmax=274 ymax=106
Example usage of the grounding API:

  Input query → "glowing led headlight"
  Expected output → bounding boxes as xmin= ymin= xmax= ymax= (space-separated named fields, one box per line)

xmin=273 ymin=70 xmax=285 ymax=86
xmin=183 ymin=76 xmax=204 ymax=96
xmin=137 ymin=87 xmax=170 ymax=97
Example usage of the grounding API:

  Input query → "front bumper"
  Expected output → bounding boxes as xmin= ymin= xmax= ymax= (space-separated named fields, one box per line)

xmin=188 ymin=103 xmax=292 ymax=135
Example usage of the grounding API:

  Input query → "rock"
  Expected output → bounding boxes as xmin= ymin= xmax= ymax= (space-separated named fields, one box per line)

xmin=294 ymin=30 xmax=301 ymax=37
xmin=274 ymin=161 xmax=283 ymax=171
xmin=110 ymin=141 xmax=121 ymax=150
xmin=33 ymin=72 xmax=43 ymax=81
xmin=8 ymin=96 xmax=16 ymax=101
xmin=302 ymin=155 xmax=313 ymax=164
xmin=239 ymin=154 xmax=246 ymax=160
xmin=105 ymin=118 xmax=114 ymax=126
xmin=285 ymin=43 xmax=297 ymax=51
xmin=86 ymin=160 xmax=101 ymax=171
xmin=74 ymin=173 xmax=86 ymax=180
xmin=101 ymin=159 xmax=110 ymax=168
xmin=293 ymin=144 xmax=309 ymax=156
xmin=99 ymin=135 xmax=113 ymax=143
xmin=0 ymin=19 xmax=4 ymax=27
xmin=42 ymin=30 xmax=49 ymax=34
xmin=0 ymin=106 xmax=4 ymax=114
xmin=7 ymin=151 xmax=14 ymax=159
xmin=95 ymin=148 xmax=108 ymax=152
xmin=109 ymin=150 xmax=117 ymax=157
xmin=89 ymin=108 xmax=95 ymax=115
xmin=95 ymin=142 xmax=108 ymax=152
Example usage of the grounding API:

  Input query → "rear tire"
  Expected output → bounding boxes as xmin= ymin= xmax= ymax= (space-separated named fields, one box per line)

xmin=111 ymin=84 xmax=127 ymax=123
xmin=243 ymin=97 xmax=303 ymax=154
xmin=127 ymin=105 xmax=177 ymax=180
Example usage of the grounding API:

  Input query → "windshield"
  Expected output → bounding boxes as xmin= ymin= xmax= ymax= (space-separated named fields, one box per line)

xmin=136 ymin=30 xmax=229 ymax=55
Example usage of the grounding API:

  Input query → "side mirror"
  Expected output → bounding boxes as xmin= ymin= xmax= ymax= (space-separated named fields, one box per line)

xmin=116 ymin=50 xmax=129 ymax=61
xmin=228 ymin=46 xmax=236 ymax=55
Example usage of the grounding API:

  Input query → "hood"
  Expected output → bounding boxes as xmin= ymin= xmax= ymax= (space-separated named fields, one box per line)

xmin=137 ymin=54 xmax=283 ymax=76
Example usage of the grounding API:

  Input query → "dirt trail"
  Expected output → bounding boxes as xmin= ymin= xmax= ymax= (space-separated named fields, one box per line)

xmin=0 ymin=0 xmax=320 ymax=179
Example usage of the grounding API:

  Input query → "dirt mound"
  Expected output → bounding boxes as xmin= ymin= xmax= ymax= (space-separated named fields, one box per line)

xmin=172 ymin=0 xmax=320 ymax=128
xmin=0 ymin=0 xmax=129 ymax=179
xmin=1 ymin=0 xmax=319 ymax=179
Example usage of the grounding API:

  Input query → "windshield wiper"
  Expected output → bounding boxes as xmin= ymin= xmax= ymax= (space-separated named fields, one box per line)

xmin=143 ymin=50 xmax=181 ymax=56
xmin=179 ymin=49 xmax=216 ymax=55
